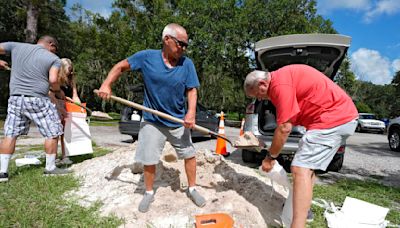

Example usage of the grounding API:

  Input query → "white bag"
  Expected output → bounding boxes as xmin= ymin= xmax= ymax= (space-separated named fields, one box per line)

xmin=258 ymin=162 xmax=292 ymax=227
xmin=64 ymin=112 xmax=93 ymax=156
xmin=314 ymin=197 xmax=389 ymax=228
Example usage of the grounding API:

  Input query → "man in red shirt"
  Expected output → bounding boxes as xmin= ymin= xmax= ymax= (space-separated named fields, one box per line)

xmin=244 ymin=64 xmax=358 ymax=228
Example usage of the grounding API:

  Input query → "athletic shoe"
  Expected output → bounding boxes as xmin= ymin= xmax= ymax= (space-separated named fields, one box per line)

xmin=138 ymin=192 xmax=155 ymax=213
xmin=306 ymin=209 xmax=314 ymax=223
xmin=56 ymin=157 xmax=73 ymax=165
xmin=0 ymin=173 xmax=9 ymax=182
xmin=187 ymin=188 xmax=206 ymax=207
xmin=44 ymin=167 xmax=72 ymax=175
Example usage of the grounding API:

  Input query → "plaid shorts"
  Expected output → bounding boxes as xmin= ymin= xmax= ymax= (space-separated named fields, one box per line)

xmin=4 ymin=95 xmax=63 ymax=138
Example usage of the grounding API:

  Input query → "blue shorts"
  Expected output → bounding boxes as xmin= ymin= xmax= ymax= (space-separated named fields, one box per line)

xmin=135 ymin=120 xmax=196 ymax=165
xmin=291 ymin=119 xmax=357 ymax=171
xmin=4 ymin=96 xmax=63 ymax=139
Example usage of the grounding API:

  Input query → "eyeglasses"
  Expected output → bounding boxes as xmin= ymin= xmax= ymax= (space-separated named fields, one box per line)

xmin=168 ymin=36 xmax=188 ymax=49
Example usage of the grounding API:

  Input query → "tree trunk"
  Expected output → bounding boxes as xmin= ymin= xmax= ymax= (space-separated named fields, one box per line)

xmin=25 ymin=2 xmax=39 ymax=43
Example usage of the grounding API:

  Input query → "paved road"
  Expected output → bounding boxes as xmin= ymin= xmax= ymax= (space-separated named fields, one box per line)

xmin=2 ymin=124 xmax=399 ymax=187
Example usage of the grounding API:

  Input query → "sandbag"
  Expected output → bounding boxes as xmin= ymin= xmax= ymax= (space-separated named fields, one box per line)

xmin=64 ymin=112 xmax=93 ymax=156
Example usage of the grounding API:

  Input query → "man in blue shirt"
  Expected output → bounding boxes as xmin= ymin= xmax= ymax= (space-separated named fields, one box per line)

xmin=97 ymin=23 xmax=205 ymax=213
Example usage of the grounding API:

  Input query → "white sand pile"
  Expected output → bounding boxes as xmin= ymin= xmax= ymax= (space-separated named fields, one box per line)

xmin=68 ymin=142 xmax=289 ymax=227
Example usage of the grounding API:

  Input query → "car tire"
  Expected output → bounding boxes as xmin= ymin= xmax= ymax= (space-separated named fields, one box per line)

xmin=242 ymin=149 xmax=256 ymax=163
xmin=326 ymin=153 xmax=344 ymax=172
xmin=356 ymin=124 xmax=362 ymax=132
xmin=389 ymin=127 xmax=400 ymax=152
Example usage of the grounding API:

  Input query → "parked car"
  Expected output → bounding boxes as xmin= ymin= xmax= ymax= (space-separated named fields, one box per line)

xmin=388 ymin=116 xmax=400 ymax=152
xmin=242 ymin=33 xmax=351 ymax=173
xmin=119 ymin=85 xmax=219 ymax=139
xmin=356 ymin=113 xmax=386 ymax=134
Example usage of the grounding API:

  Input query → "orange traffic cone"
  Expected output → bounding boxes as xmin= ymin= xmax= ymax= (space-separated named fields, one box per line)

xmin=215 ymin=111 xmax=228 ymax=156
xmin=239 ymin=117 xmax=245 ymax=136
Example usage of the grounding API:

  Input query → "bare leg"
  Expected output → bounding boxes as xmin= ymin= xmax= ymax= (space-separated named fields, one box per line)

xmin=44 ymin=137 xmax=58 ymax=154
xmin=143 ymin=165 xmax=156 ymax=191
xmin=291 ymin=166 xmax=314 ymax=228
xmin=60 ymin=135 xmax=65 ymax=158
xmin=184 ymin=157 xmax=196 ymax=187
xmin=0 ymin=137 xmax=17 ymax=154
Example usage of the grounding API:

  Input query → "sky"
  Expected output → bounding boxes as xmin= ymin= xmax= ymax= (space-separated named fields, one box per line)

xmin=65 ymin=0 xmax=400 ymax=85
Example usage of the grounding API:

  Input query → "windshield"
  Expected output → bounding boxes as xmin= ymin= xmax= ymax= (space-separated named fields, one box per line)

xmin=359 ymin=114 xmax=377 ymax=120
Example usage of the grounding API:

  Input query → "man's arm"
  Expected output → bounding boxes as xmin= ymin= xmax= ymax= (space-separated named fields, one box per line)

xmin=261 ymin=121 xmax=292 ymax=172
xmin=97 ymin=59 xmax=130 ymax=99
xmin=184 ymin=88 xmax=197 ymax=129
xmin=0 ymin=43 xmax=10 ymax=70
xmin=48 ymin=66 xmax=64 ymax=100
xmin=0 ymin=43 xmax=6 ymax=55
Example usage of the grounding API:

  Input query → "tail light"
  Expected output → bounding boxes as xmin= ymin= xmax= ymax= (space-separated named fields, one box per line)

xmin=337 ymin=145 xmax=345 ymax=154
xmin=246 ymin=101 xmax=255 ymax=114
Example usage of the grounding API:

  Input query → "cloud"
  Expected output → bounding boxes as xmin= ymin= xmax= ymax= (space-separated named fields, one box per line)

xmin=350 ymin=48 xmax=394 ymax=85
xmin=364 ymin=0 xmax=400 ymax=22
xmin=393 ymin=59 xmax=400 ymax=72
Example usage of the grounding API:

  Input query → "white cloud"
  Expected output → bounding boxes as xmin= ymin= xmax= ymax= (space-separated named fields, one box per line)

xmin=364 ymin=0 xmax=400 ymax=22
xmin=66 ymin=0 xmax=114 ymax=18
xmin=393 ymin=59 xmax=400 ymax=72
xmin=350 ymin=48 xmax=393 ymax=85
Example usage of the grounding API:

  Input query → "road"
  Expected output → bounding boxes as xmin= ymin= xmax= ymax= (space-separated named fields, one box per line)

xmin=2 ymin=125 xmax=399 ymax=187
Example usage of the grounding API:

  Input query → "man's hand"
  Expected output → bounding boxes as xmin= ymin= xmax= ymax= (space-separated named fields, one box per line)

xmin=183 ymin=112 xmax=196 ymax=129
xmin=97 ymin=83 xmax=112 ymax=100
xmin=261 ymin=157 xmax=276 ymax=172
xmin=0 ymin=60 xmax=9 ymax=70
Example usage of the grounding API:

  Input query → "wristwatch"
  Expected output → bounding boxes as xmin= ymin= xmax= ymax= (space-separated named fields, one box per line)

xmin=266 ymin=152 xmax=278 ymax=160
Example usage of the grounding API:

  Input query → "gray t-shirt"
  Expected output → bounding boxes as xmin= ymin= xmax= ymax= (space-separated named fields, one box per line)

xmin=2 ymin=42 xmax=61 ymax=97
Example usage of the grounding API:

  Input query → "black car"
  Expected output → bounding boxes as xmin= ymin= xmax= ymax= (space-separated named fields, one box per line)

xmin=118 ymin=85 xmax=219 ymax=139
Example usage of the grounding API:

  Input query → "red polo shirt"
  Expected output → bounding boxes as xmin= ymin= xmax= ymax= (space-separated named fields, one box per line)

xmin=267 ymin=64 xmax=358 ymax=130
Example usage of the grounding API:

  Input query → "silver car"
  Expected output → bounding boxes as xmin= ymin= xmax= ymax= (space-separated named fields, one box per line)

xmin=388 ymin=116 xmax=400 ymax=152
xmin=243 ymin=34 xmax=351 ymax=173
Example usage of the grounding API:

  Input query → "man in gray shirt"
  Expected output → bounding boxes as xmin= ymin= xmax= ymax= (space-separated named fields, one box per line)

xmin=0 ymin=35 xmax=71 ymax=182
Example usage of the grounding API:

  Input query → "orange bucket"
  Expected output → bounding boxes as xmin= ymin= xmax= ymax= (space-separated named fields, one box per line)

xmin=65 ymin=102 xmax=87 ymax=113
xmin=195 ymin=213 xmax=234 ymax=228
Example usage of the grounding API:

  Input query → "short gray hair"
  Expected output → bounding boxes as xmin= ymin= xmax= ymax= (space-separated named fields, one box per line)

xmin=244 ymin=70 xmax=269 ymax=94
xmin=162 ymin=23 xmax=186 ymax=39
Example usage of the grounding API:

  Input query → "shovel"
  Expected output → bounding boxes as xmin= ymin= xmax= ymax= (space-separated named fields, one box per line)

xmin=93 ymin=89 xmax=233 ymax=146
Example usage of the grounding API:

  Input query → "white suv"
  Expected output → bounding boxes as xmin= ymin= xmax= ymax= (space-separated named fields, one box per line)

xmin=356 ymin=113 xmax=385 ymax=134
xmin=242 ymin=34 xmax=351 ymax=173
xmin=388 ymin=116 xmax=400 ymax=152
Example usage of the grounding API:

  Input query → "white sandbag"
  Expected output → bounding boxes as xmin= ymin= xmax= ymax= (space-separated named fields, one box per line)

xmin=324 ymin=197 xmax=389 ymax=228
xmin=15 ymin=157 xmax=41 ymax=167
xmin=258 ymin=162 xmax=292 ymax=227
xmin=64 ymin=112 xmax=93 ymax=156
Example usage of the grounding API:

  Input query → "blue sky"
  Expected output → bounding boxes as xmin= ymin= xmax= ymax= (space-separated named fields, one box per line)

xmin=65 ymin=0 xmax=400 ymax=85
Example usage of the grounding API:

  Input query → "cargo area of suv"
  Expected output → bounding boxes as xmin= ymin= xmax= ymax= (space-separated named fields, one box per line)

xmin=242 ymin=34 xmax=351 ymax=173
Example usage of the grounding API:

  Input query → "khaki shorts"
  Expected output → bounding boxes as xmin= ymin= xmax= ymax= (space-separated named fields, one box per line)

xmin=135 ymin=120 xmax=196 ymax=165
xmin=291 ymin=119 xmax=357 ymax=171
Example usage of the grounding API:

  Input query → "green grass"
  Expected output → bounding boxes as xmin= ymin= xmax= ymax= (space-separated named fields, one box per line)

xmin=0 ymin=145 xmax=123 ymax=227
xmin=308 ymin=179 xmax=400 ymax=227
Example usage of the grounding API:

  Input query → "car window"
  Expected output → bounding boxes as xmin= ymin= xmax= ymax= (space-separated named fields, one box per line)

xmin=359 ymin=114 xmax=376 ymax=120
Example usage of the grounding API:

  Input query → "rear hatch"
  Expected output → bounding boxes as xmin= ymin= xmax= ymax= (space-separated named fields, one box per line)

xmin=255 ymin=34 xmax=351 ymax=135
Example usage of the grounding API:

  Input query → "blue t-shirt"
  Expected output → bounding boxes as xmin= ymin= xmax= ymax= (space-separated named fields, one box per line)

xmin=127 ymin=49 xmax=200 ymax=127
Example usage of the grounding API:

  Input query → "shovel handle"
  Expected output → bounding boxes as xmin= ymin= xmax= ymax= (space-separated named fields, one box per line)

xmin=93 ymin=89 xmax=233 ymax=145
xmin=4 ymin=66 xmax=11 ymax=71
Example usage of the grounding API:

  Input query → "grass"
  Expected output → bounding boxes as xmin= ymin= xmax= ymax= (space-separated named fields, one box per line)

xmin=308 ymin=179 xmax=400 ymax=227
xmin=0 ymin=144 xmax=123 ymax=227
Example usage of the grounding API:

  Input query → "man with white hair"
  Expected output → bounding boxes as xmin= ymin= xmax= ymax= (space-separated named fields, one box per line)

xmin=97 ymin=23 xmax=205 ymax=213
xmin=244 ymin=64 xmax=358 ymax=228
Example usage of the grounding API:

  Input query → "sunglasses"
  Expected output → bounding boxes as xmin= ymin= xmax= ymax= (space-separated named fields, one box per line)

xmin=169 ymin=36 xmax=188 ymax=48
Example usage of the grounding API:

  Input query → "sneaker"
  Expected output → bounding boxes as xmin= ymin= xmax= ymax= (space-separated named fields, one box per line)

xmin=186 ymin=188 xmax=206 ymax=207
xmin=56 ymin=157 xmax=73 ymax=165
xmin=0 ymin=173 xmax=9 ymax=182
xmin=44 ymin=167 xmax=72 ymax=175
xmin=306 ymin=209 xmax=314 ymax=223
xmin=138 ymin=192 xmax=155 ymax=213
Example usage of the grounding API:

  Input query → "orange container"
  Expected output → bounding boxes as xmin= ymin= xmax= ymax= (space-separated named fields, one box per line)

xmin=195 ymin=213 xmax=234 ymax=228
xmin=65 ymin=102 xmax=87 ymax=113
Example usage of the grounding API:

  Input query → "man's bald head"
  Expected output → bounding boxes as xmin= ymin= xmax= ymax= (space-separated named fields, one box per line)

xmin=37 ymin=35 xmax=58 ymax=53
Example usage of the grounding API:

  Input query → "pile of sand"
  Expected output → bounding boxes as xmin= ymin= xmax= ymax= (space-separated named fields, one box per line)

xmin=68 ymin=142 xmax=289 ymax=227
